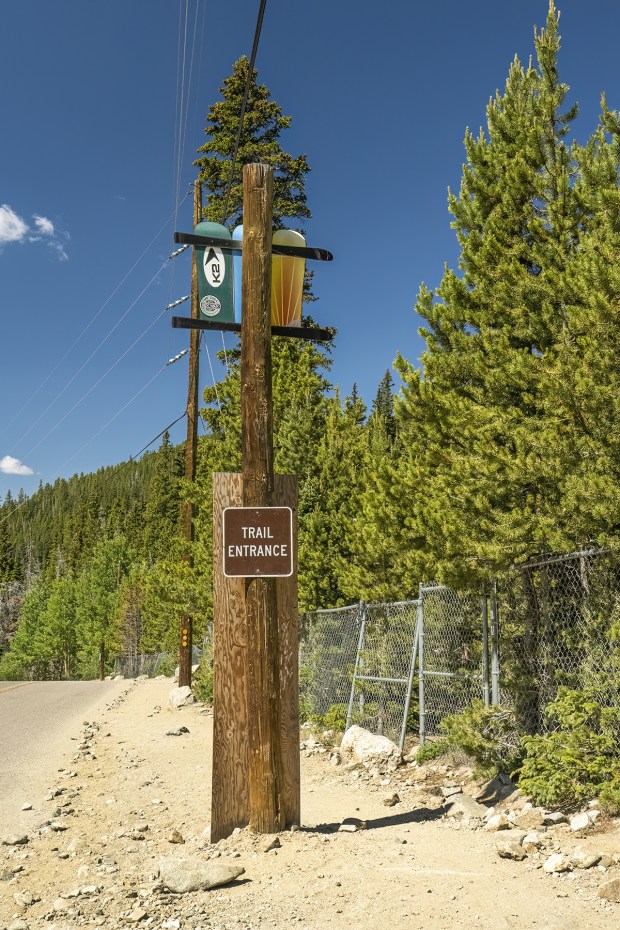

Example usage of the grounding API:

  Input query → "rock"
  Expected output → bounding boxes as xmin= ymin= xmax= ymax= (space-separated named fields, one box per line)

xmin=13 ymin=891 xmax=34 ymax=908
xmin=261 ymin=835 xmax=281 ymax=852
xmin=516 ymin=808 xmax=545 ymax=830
xmin=168 ymin=686 xmax=194 ymax=709
xmin=158 ymin=858 xmax=244 ymax=893
xmin=338 ymin=817 xmax=367 ymax=833
xmin=440 ymin=786 xmax=462 ymax=799
xmin=168 ymin=830 xmax=185 ymax=844
xmin=330 ymin=753 xmax=342 ymax=767
xmin=543 ymin=853 xmax=571 ymax=873
xmin=166 ymin=726 xmax=190 ymax=736
xmin=339 ymin=726 xmax=402 ymax=772
xmin=21 ymin=803 xmax=32 ymax=811
xmin=569 ymin=812 xmax=591 ymax=832
xmin=543 ymin=811 xmax=568 ymax=826
xmin=1 ymin=834 xmax=28 ymax=846
xmin=444 ymin=795 xmax=489 ymax=820
xmin=570 ymin=846 xmax=601 ymax=870
xmin=497 ymin=839 xmax=527 ymax=861
xmin=126 ymin=908 xmax=148 ymax=923
xmin=486 ymin=814 xmax=511 ymax=832
xmin=522 ymin=830 xmax=543 ymax=851
xmin=597 ymin=877 xmax=620 ymax=903
xmin=383 ymin=793 xmax=400 ymax=807
xmin=587 ymin=808 xmax=602 ymax=825
xmin=8 ymin=919 xmax=29 ymax=930
xmin=477 ymin=774 xmax=518 ymax=805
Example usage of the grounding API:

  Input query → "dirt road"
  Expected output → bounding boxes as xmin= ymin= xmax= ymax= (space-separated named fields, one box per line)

xmin=1 ymin=676 xmax=619 ymax=930
xmin=0 ymin=679 xmax=128 ymax=837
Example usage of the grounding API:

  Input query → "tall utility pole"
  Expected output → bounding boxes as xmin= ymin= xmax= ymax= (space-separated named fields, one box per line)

xmin=241 ymin=162 xmax=285 ymax=833
xmin=178 ymin=179 xmax=202 ymax=689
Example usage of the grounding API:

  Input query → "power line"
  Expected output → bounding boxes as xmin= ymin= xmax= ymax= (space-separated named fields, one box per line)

xmin=123 ymin=411 xmax=188 ymax=468
xmin=220 ymin=0 xmax=268 ymax=224
xmin=52 ymin=363 xmax=169 ymax=477
xmin=12 ymin=259 xmax=170 ymax=455
xmin=23 ymin=301 xmax=172 ymax=461
xmin=4 ymin=195 xmax=190 ymax=437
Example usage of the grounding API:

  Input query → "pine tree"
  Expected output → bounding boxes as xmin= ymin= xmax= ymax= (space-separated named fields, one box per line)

xmin=544 ymin=100 xmax=620 ymax=548
xmin=395 ymin=2 xmax=584 ymax=585
xmin=299 ymin=389 xmax=366 ymax=610
xmin=195 ymin=56 xmax=311 ymax=230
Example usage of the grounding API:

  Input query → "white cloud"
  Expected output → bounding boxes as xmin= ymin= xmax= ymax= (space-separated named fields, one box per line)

xmin=0 ymin=205 xmax=69 ymax=260
xmin=0 ymin=455 xmax=34 ymax=476
xmin=33 ymin=214 xmax=55 ymax=236
xmin=0 ymin=204 xmax=28 ymax=244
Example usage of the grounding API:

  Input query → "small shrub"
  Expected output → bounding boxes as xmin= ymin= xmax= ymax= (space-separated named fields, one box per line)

xmin=192 ymin=648 xmax=214 ymax=704
xmin=154 ymin=654 xmax=176 ymax=678
xmin=436 ymin=700 xmax=522 ymax=779
xmin=416 ymin=737 xmax=453 ymax=764
xmin=322 ymin=703 xmax=348 ymax=731
xmin=517 ymin=688 xmax=620 ymax=811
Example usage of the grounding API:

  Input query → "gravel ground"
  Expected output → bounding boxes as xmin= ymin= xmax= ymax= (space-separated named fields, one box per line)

xmin=1 ymin=676 xmax=619 ymax=930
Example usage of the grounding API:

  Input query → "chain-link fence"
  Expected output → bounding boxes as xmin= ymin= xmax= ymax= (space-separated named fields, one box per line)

xmin=346 ymin=600 xmax=419 ymax=747
xmin=299 ymin=603 xmax=362 ymax=724
xmin=500 ymin=550 xmax=620 ymax=734
xmin=113 ymin=550 xmax=620 ymax=748
xmin=299 ymin=600 xmax=419 ymax=748
xmin=418 ymin=584 xmax=490 ymax=740
xmin=113 ymin=644 xmax=205 ymax=679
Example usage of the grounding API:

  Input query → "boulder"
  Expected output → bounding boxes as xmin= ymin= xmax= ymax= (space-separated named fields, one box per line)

xmin=168 ymin=686 xmax=194 ymax=710
xmin=485 ymin=814 xmax=511 ymax=832
xmin=339 ymin=726 xmax=401 ymax=772
xmin=158 ymin=858 xmax=244 ymax=894
xmin=569 ymin=812 xmax=591 ymax=833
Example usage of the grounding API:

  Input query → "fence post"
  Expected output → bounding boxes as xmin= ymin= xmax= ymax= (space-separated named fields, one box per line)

xmin=481 ymin=595 xmax=490 ymax=707
xmin=490 ymin=580 xmax=500 ymax=705
xmin=345 ymin=601 xmax=367 ymax=733
xmin=399 ymin=599 xmax=421 ymax=752
xmin=418 ymin=587 xmax=426 ymax=745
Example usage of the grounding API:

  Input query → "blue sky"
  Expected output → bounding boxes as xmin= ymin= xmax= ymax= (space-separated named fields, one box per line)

xmin=2 ymin=0 xmax=619 ymax=499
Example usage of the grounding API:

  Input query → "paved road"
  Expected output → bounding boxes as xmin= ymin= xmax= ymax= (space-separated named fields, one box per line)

xmin=0 ymin=679 xmax=128 ymax=837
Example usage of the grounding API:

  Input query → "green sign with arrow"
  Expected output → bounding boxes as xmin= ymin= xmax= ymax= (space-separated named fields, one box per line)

xmin=194 ymin=221 xmax=235 ymax=322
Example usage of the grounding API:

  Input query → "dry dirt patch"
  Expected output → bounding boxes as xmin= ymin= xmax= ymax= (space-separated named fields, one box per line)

xmin=1 ymin=676 xmax=619 ymax=930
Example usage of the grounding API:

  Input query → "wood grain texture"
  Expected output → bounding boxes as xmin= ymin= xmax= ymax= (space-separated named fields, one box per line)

xmin=211 ymin=473 xmax=299 ymax=839
xmin=275 ymin=475 xmax=300 ymax=827
xmin=211 ymin=473 xmax=248 ymax=842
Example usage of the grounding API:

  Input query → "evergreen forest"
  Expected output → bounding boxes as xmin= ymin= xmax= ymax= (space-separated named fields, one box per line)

xmin=3 ymin=4 xmax=620 ymax=692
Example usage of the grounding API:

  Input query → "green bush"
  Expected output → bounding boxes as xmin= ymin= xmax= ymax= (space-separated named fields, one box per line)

xmin=192 ymin=649 xmax=214 ymax=704
xmin=517 ymin=688 xmax=620 ymax=811
xmin=416 ymin=738 xmax=453 ymax=764
xmin=434 ymin=700 xmax=521 ymax=778
xmin=322 ymin=703 xmax=348 ymax=731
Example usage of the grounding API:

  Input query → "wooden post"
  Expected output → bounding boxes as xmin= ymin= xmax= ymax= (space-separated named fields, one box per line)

xmin=178 ymin=179 xmax=202 ymax=689
xmin=241 ymin=163 xmax=285 ymax=833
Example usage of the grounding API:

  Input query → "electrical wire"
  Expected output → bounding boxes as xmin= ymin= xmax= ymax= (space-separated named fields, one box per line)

xmin=124 ymin=411 xmax=188 ymax=466
xmin=203 ymin=334 xmax=224 ymax=435
xmin=220 ymin=0 xmax=268 ymax=224
xmin=52 ymin=363 xmax=169 ymax=477
xmin=12 ymin=259 xmax=170 ymax=454
xmin=4 ymin=194 xmax=190 ymax=438
xmin=23 ymin=302 xmax=172 ymax=461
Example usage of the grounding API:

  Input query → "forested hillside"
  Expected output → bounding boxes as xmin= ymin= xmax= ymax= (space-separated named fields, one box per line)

xmin=4 ymin=5 xmax=620 ymax=684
